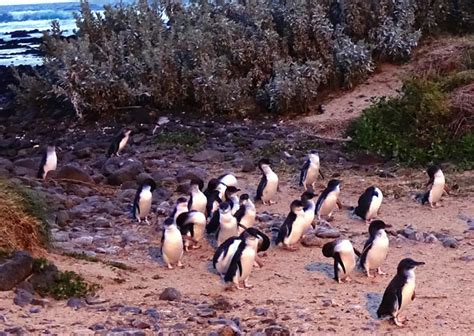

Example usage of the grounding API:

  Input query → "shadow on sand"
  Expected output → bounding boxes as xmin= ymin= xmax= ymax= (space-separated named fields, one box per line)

xmin=305 ymin=261 xmax=333 ymax=279
xmin=365 ymin=292 xmax=382 ymax=318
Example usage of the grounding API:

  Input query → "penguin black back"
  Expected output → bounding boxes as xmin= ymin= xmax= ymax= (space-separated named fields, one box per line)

xmin=354 ymin=186 xmax=378 ymax=219
xmin=315 ymin=179 xmax=341 ymax=213
xmin=275 ymin=200 xmax=303 ymax=245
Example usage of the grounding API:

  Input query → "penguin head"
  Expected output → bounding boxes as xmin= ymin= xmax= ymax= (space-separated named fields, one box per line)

xmin=397 ymin=258 xmax=425 ymax=274
xmin=163 ymin=217 xmax=174 ymax=227
xmin=242 ymin=227 xmax=270 ymax=252
xmin=426 ymin=165 xmax=443 ymax=185
xmin=46 ymin=145 xmax=56 ymax=153
xmin=327 ymin=179 xmax=341 ymax=191
xmin=141 ymin=178 xmax=157 ymax=192
xmin=206 ymin=178 xmax=220 ymax=192
xmin=219 ymin=201 xmax=232 ymax=214
xmin=225 ymin=186 xmax=240 ymax=197
xmin=308 ymin=150 xmax=320 ymax=162
xmin=175 ymin=197 xmax=188 ymax=209
xmin=322 ymin=241 xmax=336 ymax=258
xmin=258 ymin=158 xmax=272 ymax=172
xmin=368 ymin=220 xmax=391 ymax=236
xmin=301 ymin=191 xmax=317 ymax=202
xmin=239 ymin=193 xmax=250 ymax=203
xmin=190 ymin=178 xmax=204 ymax=191
xmin=290 ymin=200 xmax=305 ymax=216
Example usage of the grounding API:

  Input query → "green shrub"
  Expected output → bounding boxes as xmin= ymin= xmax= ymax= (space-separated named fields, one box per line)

xmin=347 ymin=77 xmax=474 ymax=167
xmin=155 ymin=129 xmax=204 ymax=151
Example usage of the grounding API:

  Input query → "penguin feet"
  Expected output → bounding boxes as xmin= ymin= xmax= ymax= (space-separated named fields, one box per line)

xmin=377 ymin=268 xmax=386 ymax=275
xmin=166 ymin=264 xmax=174 ymax=270
xmin=282 ymin=245 xmax=298 ymax=252
xmin=393 ymin=316 xmax=405 ymax=327
xmin=244 ymin=280 xmax=253 ymax=289
xmin=177 ymin=261 xmax=184 ymax=268
xmin=366 ymin=270 xmax=374 ymax=278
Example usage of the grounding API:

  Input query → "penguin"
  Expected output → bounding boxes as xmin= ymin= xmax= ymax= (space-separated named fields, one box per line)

xmin=132 ymin=178 xmax=156 ymax=224
xmin=359 ymin=220 xmax=391 ymax=277
xmin=216 ymin=201 xmax=238 ymax=247
xmin=218 ymin=228 xmax=261 ymax=289
xmin=161 ymin=217 xmax=184 ymax=269
xmin=255 ymin=158 xmax=279 ymax=205
xmin=377 ymin=258 xmax=425 ymax=326
xmin=37 ymin=145 xmax=57 ymax=180
xmin=322 ymin=239 xmax=361 ymax=283
xmin=203 ymin=178 xmax=220 ymax=198
xmin=176 ymin=210 xmax=207 ymax=250
xmin=218 ymin=173 xmax=238 ymax=188
xmin=213 ymin=227 xmax=270 ymax=278
xmin=206 ymin=188 xmax=222 ymax=223
xmin=275 ymin=200 xmax=306 ymax=251
xmin=188 ymin=178 xmax=207 ymax=215
xmin=301 ymin=191 xmax=317 ymax=232
xmin=315 ymin=179 xmax=342 ymax=221
xmin=171 ymin=197 xmax=189 ymax=221
xmin=421 ymin=165 xmax=448 ymax=208
xmin=299 ymin=151 xmax=324 ymax=190
xmin=107 ymin=129 xmax=132 ymax=157
xmin=235 ymin=194 xmax=256 ymax=234
xmin=225 ymin=186 xmax=241 ymax=215
xmin=353 ymin=186 xmax=383 ymax=223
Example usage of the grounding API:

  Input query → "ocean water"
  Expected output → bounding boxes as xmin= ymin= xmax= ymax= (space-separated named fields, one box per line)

xmin=0 ymin=2 xmax=102 ymax=66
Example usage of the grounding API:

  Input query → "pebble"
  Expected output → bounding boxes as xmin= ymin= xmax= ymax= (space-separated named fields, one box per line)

xmin=67 ymin=297 xmax=86 ymax=309
xmin=313 ymin=226 xmax=340 ymax=239
xmin=159 ymin=287 xmax=182 ymax=301
xmin=13 ymin=289 xmax=33 ymax=307
xmin=441 ymin=237 xmax=459 ymax=248
xmin=301 ymin=235 xmax=324 ymax=247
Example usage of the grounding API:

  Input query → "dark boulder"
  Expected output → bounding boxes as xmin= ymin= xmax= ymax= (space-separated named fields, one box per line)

xmin=0 ymin=251 xmax=34 ymax=291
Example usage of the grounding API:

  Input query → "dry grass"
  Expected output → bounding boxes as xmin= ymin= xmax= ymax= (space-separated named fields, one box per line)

xmin=0 ymin=179 xmax=49 ymax=255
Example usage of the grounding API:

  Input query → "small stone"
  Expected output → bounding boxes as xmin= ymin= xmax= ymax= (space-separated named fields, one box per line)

xmin=67 ymin=297 xmax=86 ymax=309
xmin=191 ymin=149 xmax=225 ymax=163
xmin=218 ymin=325 xmax=237 ymax=336
xmin=208 ymin=318 xmax=227 ymax=326
xmin=56 ymin=210 xmax=70 ymax=227
xmin=211 ymin=296 xmax=232 ymax=311
xmin=301 ymin=235 xmax=324 ymax=247
xmin=442 ymin=237 xmax=459 ymax=248
xmin=0 ymin=251 xmax=34 ymax=291
xmin=253 ymin=307 xmax=268 ymax=316
xmin=13 ymin=289 xmax=33 ymax=307
xmin=31 ymin=298 xmax=50 ymax=307
xmin=132 ymin=319 xmax=151 ymax=329
xmin=29 ymin=307 xmax=41 ymax=314
xmin=197 ymin=308 xmax=217 ymax=318
xmin=424 ymin=234 xmax=438 ymax=244
xmin=159 ymin=287 xmax=181 ymax=301
xmin=313 ymin=226 xmax=340 ymax=239
xmin=72 ymin=236 xmax=94 ymax=245
xmin=144 ymin=308 xmax=160 ymax=320
xmin=120 ymin=306 xmax=142 ymax=315
xmin=89 ymin=323 xmax=105 ymax=331
xmin=241 ymin=160 xmax=255 ymax=173
xmin=264 ymin=325 xmax=290 ymax=336
xmin=85 ymin=296 xmax=109 ymax=305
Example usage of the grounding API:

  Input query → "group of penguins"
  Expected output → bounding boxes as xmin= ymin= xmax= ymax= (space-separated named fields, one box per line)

xmin=36 ymin=129 xmax=450 ymax=327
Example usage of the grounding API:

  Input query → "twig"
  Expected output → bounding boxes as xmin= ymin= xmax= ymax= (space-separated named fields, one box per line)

xmin=418 ymin=295 xmax=447 ymax=299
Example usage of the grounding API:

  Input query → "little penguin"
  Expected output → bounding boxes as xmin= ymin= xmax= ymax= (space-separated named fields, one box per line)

xmin=315 ymin=179 xmax=342 ymax=221
xmin=322 ymin=239 xmax=361 ymax=283
xmin=216 ymin=201 xmax=238 ymax=247
xmin=299 ymin=150 xmax=324 ymax=190
xmin=359 ymin=220 xmax=391 ymax=277
xmin=421 ymin=165 xmax=448 ymax=208
xmin=213 ymin=227 xmax=270 ymax=278
xmin=176 ymin=210 xmax=207 ymax=250
xmin=275 ymin=200 xmax=306 ymax=251
xmin=217 ymin=228 xmax=262 ymax=290
xmin=225 ymin=186 xmax=241 ymax=215
xmin=188 ymin=178 xmax=207 ymax=215
xmin=107 ymin=129 xmax=132 ymax=157
xmin=301 ymin=191 xmax=317 ymax=232
xmin=353 ymin=186 xmax=383 ymax=223
xmin=218 ymin=173 xmax=238 ymax=188
xmin=377 ymin=258 xmax=425 ymax=326
xmin=255 ymin=158 xmax=279 ymax=205
xmin=235 ymin=194 xmax=256 ymax=234
xmin=171 ymin=197 xmax=189 ymax=221
xmin=37 ymin=145 xmax=57 ymax=180
xmin=132 ymin=178 xmax=156 ymax=224
xmin=161 ymin=217 xmax=184 ymax=269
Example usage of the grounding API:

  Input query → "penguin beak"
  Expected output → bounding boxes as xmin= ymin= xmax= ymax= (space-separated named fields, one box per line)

xmin=413 ymin=261 xmax=425 ymax=266
xmin=384 ymin=223 xmax=392 ymax=228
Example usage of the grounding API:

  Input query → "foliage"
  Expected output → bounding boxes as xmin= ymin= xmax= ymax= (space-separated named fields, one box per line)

xmin=347 ymin=74 xmax=474 ymax=167
xmin=155 ymin=129 xmax=204 ymax=151
xmin=0 ymin=179 xmax=51 ymax=254
xmin=11 ymin=0 xmax=474 ymax=118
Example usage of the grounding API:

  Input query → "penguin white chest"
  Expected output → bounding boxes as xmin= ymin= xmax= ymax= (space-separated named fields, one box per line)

xmin=191 ymin=212 xmax=206 ymax=242
xmin=400 ymin=270 xmax=416 ymax=312
xmin=367 ymin=194 xmax=383 ymax=220
xmin=285 ymin=215 xmax=306 ymax=245
xmin=305 ymin=164 xmax=319 ymax=184
xmin=429 ymin=183 xmax=445 ymax=204
xmin=319 ymin=192 xmax=339 ymax=216
xmin=162 ymin=227 xmax=183 ymax=264
xmin=303 ymin=204 xmax=315 ymax=230
xmin=339 ymin=252 xmax=356 ymax=276
xmin=366 ymin=232 xmax=389 ymax=269
xmin=239 ymin=246 xmax=256 ymax=281
xmin=190 ymin=192 xmax=207 ymax=214
xmin=239 ymin=207 xmax=256 ymax=232
xmin=262 ymin=172 xmax=278 ymax=202
xmin=118 ymin=135 xmax=129 ymax=152
xmin=44 ymin=152 xmax=57 ymax=175
xmin=218 ymin=216 xmax=238 ymax=246
xmin=137 ymin=189 xmax=152 ymax=218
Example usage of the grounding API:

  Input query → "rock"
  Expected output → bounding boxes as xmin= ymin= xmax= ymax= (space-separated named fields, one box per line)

xmin=191 ymin=149 xmax=225 ymax=163
xmin=28 ymin=263 xmax=59 ymax=294
xmin=31 ymin=298 xmax=50 ymax=307
xmin=0 ymin=157 xmax=13 ymax=171
xmin=3 ymin=326 xmax=26 ymax=335
xmin=211 ymin=296 xmax=232 ymax=311
xmin=72 ymin=236 xmax=94 ymax=245
xmin=301 ymin=235 xmax=324 ymax=247
xmin=136 ymin=172 xmax=154 ymax=185
xmin=85 ymin=296 xmax=109 ymax=305
xmin=197 ymin=308 xmax=217 ymax=318
xmin=56 ymin=165 xmax=94 ymax=184
xmin=107 ymin=161 xmax=144 ymax=186
xmin=159 ymin=287 xmax=181 ymax=301
xmin=264 ymin=325 xmax=290 ymax=336
xmin=313 ymin=226 xmax=340 ymax=239
xmin=13 ymin=289 xmax=33 ymax=307
xmin=0 ymin=251 xmax=34 ymax=291
xmin=441 ymin=237 xmax=459 ymax=248
xmin=132 ymin=319 xmax=151 ymax=329
xmin=424 ymin=234 xmax=438 ymax=244
xmin=253 ymin=307 xmax=268 ymax=316
xmin=14 ymin=158 xmax=37 ymax=170
xmin=56 ymin=210 xmax=70 ymax=227
xmin=120 ymin=306 xmax=142 ymax=315
xmin=29 ymin=307 xmax=41 ymax=313
xmin=218 ymin=326 xmax=237 ymax=336
xmin=73 ymin=147 xmax=92 ymax=159
xmin=52 ymin=230 xmax=70 ymax=242
xmin=144 ymin=308 xmax=160 ymax=320
xmin=67 ymin=297 xmax=86 ymax=309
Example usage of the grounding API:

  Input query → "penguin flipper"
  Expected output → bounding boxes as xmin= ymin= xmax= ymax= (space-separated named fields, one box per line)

xmin=276 ymin=212 xmax=295 ymax=245
xmin=206 ymin=211 xmax=220 ymax=234
xmin=334 ymin=252 xmax=346 ymax=281
xmin=212 ymin=236 xmax=238 ymax=268
xmin=319 ymin=168 xmax=325 ymax=180
xmin=234 ymin=206 xmax=245 ymax=224
xmin=299 ymin=160 xmax=309 ymax=186
xmin=255 ymin=175 xmax=267 ymax=201
xmin=377 ymin=276 xmax=402 ymax=318
xmin=224 ymin=241 xmax=245 ymax=283
xmin=353 ymin=247 xmax=362 ymax=258
xmin=359 ymin=239 xmax=373 ymax=268
xmin=37 ymin=151 xmax=47 ymax=179
xmin=107 ymin=140 xmax=119 ymax=157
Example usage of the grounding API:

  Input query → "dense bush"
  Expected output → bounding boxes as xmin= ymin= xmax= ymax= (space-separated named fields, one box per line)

xmin=11 ymin=0 xmax=474 ymax=118
xmin=347 ymin=49 xmax=474 ymax=167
